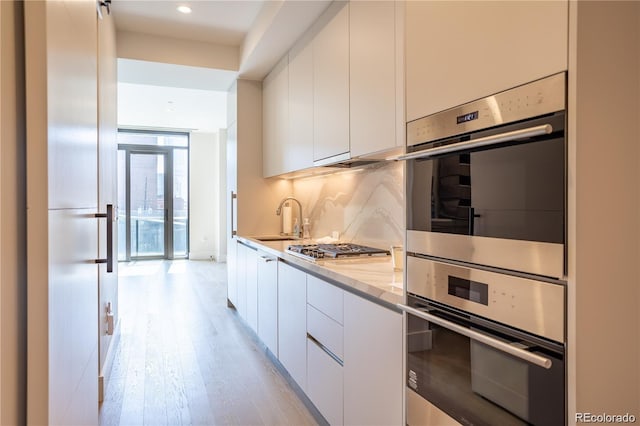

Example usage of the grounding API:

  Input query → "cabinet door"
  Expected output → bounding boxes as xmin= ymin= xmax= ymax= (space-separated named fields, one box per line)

xmin=257 ymin=254 xmax=278 ymax=356
xmin=263 ymin=55 xmax=288 ymax=178
xmin=287 ymin=32 xmax=314 ymax=173
xmin=227 ymin=240 xmax=238 ymax=307
xmin=245 ymin=246 xmax=258 ymax=333
xmin=307 ymin=339 xmax=344 ymax=426
xmin=343 ymin=293 xmax=402 ymax=426
xmin=277 ymin=262 xmax=307 ymax=391
xmin=405 ymin=1 xmax=568 ymax=121
xmin=25 ymin=1 xmax=100 ymax=423
xmin=313 ymin=1 xmax=350 ymax=162
xmin=236 ymin=243 xmax=247 ymax=320
xmin=349 ymin=0 xmax=397 ymax=158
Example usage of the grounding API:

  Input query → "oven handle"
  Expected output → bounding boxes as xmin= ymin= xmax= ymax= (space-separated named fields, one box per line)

xmin=397 ymin=303 xmax=553 ymax=369
xmin=396 ymin=124 xmax=553 ymax=161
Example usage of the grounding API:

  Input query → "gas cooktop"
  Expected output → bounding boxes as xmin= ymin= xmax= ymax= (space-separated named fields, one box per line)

xmin=286 ymin=243 xmax=390 ymax=262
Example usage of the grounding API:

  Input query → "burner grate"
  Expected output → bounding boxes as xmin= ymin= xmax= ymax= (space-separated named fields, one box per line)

xmin=286 ymin=243 xmax=390 ymax=261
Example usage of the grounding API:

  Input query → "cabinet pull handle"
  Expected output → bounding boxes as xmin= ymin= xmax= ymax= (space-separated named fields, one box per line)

xmin=397 ymin=124 xmax=553 ymax=161
xmin=259 ymin=256 xmax=276 ymax=263
xmin=398 ymin=303 xmax=552 ymax=369
xmin=307 ymin=333 xmax=343 ymax=366
xmin=230 ymin=191 xmax=237 ymax=237
xmin=94 ymin=204 xmax=114 ymax=273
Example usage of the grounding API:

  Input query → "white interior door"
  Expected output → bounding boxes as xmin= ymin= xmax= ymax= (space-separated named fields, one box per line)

xmin=25 ymin=1 xmax=100 ymax=424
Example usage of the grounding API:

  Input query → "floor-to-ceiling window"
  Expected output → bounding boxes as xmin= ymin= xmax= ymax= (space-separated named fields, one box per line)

xmin=117 ymin=130 xmax=189 ymax=260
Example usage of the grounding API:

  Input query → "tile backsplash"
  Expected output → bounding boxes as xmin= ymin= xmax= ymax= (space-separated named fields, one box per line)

xmin=293 ymin=161 xmax=404 ymax=248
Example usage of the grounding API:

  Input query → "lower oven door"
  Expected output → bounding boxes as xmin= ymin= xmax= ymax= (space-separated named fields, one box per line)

xmin=401 ymin=296 xmax=565 ymax=426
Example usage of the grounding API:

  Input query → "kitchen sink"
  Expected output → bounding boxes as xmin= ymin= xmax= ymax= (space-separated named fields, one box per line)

xmin=253 ymin=235 xmax=300 ymax=242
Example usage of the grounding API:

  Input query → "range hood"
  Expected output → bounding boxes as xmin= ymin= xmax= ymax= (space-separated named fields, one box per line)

xmin=278 ymin=146 xmax=405 ymax=180
xmin=312 ymin=152 xmax=377 ymax=168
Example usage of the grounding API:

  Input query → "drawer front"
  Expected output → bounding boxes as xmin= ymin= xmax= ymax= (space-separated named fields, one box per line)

xmin=307 ymin=304 xmax=344 ymax=361
xmin=307 ymin=338 xmax=344 ymax=426
xmin=307 ymin=274 xmax=344 ymax=324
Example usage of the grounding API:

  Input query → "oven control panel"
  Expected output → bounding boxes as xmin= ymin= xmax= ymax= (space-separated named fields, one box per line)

xmin=407 ymin=72 xmax=566 ymax=147
xmin=406 ymin=255 xmax=565 ymax=343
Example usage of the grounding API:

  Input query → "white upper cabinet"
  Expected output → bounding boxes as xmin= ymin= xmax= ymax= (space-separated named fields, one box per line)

xmin=313 ymin=1 xmax=350 ymax=163
xmin=262 ymin=55 xmax=289 ymax=178
xmin=405 ymin=0 xmax=569 ymax=122
xmin=287 ymin=32 xmax=315 ymax=174
xmin=349 ymin=0 xmax=399 ymax=158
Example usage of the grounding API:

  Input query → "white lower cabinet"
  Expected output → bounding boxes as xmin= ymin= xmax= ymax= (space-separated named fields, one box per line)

xmin=257 ymin=253 xmax=278 ymax=356
xmin=236 ymin=242 xmax=247 ymax=319
xmin=254 ymin=259 xmax=402 ymax=426
xmin=307 ymin=338 xmax=344 ymax=426
xmin=227 ymin=240 xmax=238 ymax=306
xmin=343 ymin=292 xmax=403 ymax=426
xmin=307 ymin=275 xmax=345 ymax=425
xmin=277 ymin=262 xmax=308 ymax=391
xmin=236 ymin=242 xmax=258 ymax=332
xmin=245 ymin=246 xmax=258 ymax=333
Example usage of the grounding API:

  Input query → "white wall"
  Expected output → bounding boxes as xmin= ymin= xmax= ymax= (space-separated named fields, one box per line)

xmin=189 ymin=131 xmax=224 ymax=260
xmin=217 ymin=129 xmax=228 ymax=262
xmin=118 ymin=82 xmax=228 ymax=261
xmin=118 ymin=82 xmax=227 ymax=132
xmin=117 ymin=30 xmax=239 ymax=71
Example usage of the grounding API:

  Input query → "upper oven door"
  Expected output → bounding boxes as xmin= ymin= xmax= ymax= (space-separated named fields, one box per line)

xmin=406 ymin=112 xmax=566 ymax=279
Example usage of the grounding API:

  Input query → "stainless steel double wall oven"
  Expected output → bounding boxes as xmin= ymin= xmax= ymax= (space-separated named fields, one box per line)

xmin=399 ymin=73 xmax=568 ymax=425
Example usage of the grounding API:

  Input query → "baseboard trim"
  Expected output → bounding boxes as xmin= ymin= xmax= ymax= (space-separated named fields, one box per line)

xmin=98 ymin=318 xmax=121 ymax=403
xmin=188 ymin=251 xmax=217 ymax=261
xmin=232 ymin=312 xmax=328 ymax=426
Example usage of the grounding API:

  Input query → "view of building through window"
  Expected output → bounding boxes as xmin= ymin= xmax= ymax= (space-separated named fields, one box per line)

xmin=117 ymin=131 xmax=189 ymax=260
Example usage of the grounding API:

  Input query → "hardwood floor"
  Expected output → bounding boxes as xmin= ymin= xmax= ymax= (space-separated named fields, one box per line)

xmin=99 ymin=260 xmax=318 ymax=426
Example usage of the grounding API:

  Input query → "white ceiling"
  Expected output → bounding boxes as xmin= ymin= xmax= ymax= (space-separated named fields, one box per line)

xmin=112 ymin=0 xmax=331 ymax=131
xmin=112 ymin=0 xmax=265 ymax=46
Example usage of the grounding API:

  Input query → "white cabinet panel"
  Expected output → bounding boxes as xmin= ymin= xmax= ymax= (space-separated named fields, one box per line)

xmin=307 ymin=339 xmax=344 ymax=426
xmin=344 ymin=293 xmax=402 ymax=426
xmin=25 ymin=1 xmax=101 ymax=423
xmin=349 ymin=0 xmax=398 ymax=158
xmin=236 ymin=242 xmax=247 ymax=320
xmin=227 ymin=240 xmax=238 ymax=307
xmin=277 ymin=262 xmax=307 ymax=391
xmin=263 ymin=55 xmax=289 ymax=178
xmin=313 ymin=1 xmax=350 ymax=162
xmin=406 ymin=1 xmax=569 ymax=122
xmin=257 ymin=254 xmax=278 ymax=356
xmin=245 ymin=246 xmax=258 ymax=333
xmin=45 ymin=0 xmax=98 ymax=210
xmin=307 ymin=304 xmax=343 ymax=361
xmin=307 ymin=274 xmax=344 ymax=324
xmin=48 ymin=209 xmax=99 ymax=425
xmin=287 ymin=33 xmax=315 ymax=173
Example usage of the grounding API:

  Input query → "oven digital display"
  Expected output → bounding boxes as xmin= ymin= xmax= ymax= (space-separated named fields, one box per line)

xmin=448 ymin=276 xmax=488 ymax=305
xmin=456 ymin=110 xmax=479 ymax=124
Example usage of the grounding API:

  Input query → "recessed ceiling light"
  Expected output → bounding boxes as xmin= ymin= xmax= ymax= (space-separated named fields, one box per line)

xmin=177 ymin=5 xmax=192 ymax=14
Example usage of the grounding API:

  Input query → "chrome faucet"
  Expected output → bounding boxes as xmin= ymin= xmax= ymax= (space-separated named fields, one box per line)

xmin=276 ymin=197 xmax=303 ymax=238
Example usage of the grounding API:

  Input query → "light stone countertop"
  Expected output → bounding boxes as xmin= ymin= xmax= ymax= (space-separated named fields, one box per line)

xmin=236 ymin=236 xmax=404 ymax=310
